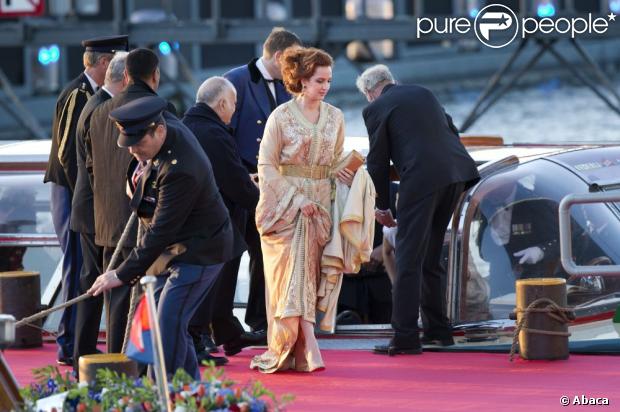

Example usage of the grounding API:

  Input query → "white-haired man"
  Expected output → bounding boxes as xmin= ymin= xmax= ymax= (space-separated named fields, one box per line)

xmin=182 ymin=77 xmax=262 ymax=364
xmin=356 ymin=64 xmax=480 ymax=355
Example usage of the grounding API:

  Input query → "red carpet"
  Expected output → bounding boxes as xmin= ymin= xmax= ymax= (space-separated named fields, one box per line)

xmin=4 ymin=344 xmax=620 ymax=411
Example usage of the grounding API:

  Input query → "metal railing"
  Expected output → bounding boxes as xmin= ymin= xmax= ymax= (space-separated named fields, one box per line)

xmin=0 ymin=233 xmax=59 ymax=247
xmin=559 ymin=191 xmax=620 ymax=276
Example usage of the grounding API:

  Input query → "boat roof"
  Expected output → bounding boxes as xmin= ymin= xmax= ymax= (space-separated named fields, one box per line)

xmin=0 ymin=140 xmax=51 ymax=171
xmin=344 ymin=136 xmax=603 ymax=165
xmin=0 ymin=138 xmax=615 ymax=174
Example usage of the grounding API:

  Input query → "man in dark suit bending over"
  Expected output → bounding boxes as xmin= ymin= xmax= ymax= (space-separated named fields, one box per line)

xmin=357 ymin=65 xmax=480 ymax=355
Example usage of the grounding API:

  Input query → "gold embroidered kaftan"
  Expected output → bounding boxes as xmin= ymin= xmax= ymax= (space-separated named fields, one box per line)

xmin=251 ymin=99 xmax=344 ymax=373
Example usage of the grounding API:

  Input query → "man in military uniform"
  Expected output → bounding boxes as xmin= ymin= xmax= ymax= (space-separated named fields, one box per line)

xmin=477 ymin=177 xmax=560 ymax=298
xmin=89 ymin=96 xmax=241 ymax=379
xmin=224 ymin=28 xmax=301 ymax=338
xmin=72 ymin=50 xmax=129 ymax=369
xmin=89 ymin=48 xmax=176 ymax=353
xmin=44 ymin=35 xmax=128 ymax=365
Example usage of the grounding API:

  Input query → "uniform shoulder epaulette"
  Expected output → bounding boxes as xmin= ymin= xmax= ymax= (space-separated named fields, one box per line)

xmin=78 ymin=82 xmax=92 ymax=97
xmin=57 ymin=86 xmax=91 ymax=165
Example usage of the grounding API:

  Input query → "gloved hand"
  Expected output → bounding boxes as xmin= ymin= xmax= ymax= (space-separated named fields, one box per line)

xmin=513 ymin=246 xmax=544 ymax=264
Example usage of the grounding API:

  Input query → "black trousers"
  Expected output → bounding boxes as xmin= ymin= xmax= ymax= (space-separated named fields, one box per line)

xmin=188 ymin=255 xmax=245 ymax=345
xmin=103 ymin=246 xmax=132 ymax=353
xmin=50 ymin=183 xmax=82 ymax=359
xmin=392 ymin=181 xmax=464 ymax=346
xmin=244 ymin=212 xmax=267 ymax=331
xmin=211 ymin=255 xmax=246 ymax=345
xmin=73 ymin=232 xmax=104 ymax=366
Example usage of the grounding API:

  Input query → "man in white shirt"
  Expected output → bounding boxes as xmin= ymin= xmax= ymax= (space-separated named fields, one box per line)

xmin=221 ymin=28 xmax=302 ymax=346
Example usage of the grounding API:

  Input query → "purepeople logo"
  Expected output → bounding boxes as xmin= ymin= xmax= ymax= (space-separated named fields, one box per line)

xmin=474 ymin=5 xmax=518 ymax=48
xmin=416 ymin=3 xmax=617 ymax=49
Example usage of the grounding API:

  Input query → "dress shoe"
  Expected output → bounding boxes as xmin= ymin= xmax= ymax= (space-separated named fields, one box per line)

xmin=203 ymin=334 xmax=219 ymax=353
xmin=56 ymin=356 xmax=74 ymax=366
xmin=373 ymin=344 xmax=422 ymax=356
xmin=196 ymin=350 xmax=228 ymax=367
xmin=336 ymin=310 xmax=362 ymax=326
xmin=223 ymin=330 xmax=267 ymax=356
xmin=250 ymin=329 xmax=267 ymax=345
xmin=421 ymin=335 xmax=455 ymax=347
xmin=193 ymin=333 xmax=219 ymax=355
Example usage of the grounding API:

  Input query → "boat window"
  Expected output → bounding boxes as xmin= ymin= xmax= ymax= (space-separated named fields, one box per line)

xmin=459 ymin=159 xmax=620 ymax=322
xmin=552 ymin=146 xmax=620 ymax=185
xmin=0 ymin=172 xmax=60 ymax=295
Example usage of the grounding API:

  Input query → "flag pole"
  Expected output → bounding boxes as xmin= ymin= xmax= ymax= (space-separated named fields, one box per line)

xmin=140 ymin=276 xmax=171 ymax=412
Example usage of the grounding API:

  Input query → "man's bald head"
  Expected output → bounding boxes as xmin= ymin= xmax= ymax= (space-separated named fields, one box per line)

xmin=196 ymin=76 xmax=237 ymax=125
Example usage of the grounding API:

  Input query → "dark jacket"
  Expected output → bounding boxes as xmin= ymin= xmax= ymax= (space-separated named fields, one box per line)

xmin=116 ymin=116 xmax=241 ymax=285
xmin=89 ymin=79 xmax=177 ymax=248
xmin=224 ymin=58 xmax=290 ymax=170
xmin=182 ymin=103 xmax=260 ymax=253
xmin=70 ymin=88 xmax=112 ymax=234
xmin=478 ymin=187 xmax=560 ymax=280
xmin=363 ymin=83 xmax=480 ymax=209
xmin=44 ymin=72 xmax=95 ymax=192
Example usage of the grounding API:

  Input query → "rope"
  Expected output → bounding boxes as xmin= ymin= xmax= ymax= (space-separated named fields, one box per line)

xmin=106 ymin=212 xmax=137 ymax=272
xmin=14 ymin=213 xmax=138 ymax=332
xmin=509 ymin=297 xmax=575 ymax=362
xmin=121 ymin=219 xmax=144 ymax=353
xmin=19 ymin=322 xmax=58 ymax=338
xmin=14 ymin=293 xmax=92 ymax=328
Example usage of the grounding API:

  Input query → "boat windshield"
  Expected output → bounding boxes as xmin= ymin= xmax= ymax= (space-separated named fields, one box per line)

xmin=0 ymin=172 xmax=60 ymax=293
xmin=459 ymin=159 xmax=620 ymax=322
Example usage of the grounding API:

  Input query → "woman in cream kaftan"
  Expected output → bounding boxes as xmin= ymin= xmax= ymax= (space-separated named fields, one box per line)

xmin=251 ymin=98 xmax=345 ymax=373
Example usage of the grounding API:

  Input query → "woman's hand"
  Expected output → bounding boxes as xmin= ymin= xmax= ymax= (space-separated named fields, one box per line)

xmin=300 ymin=199 xmax=318 ymax=217
xmin=375 ymin=209 xmax=397 ymax=228
xmin=336 ymin=168 xmax=355 ymax=187
xmin=249 ymin=173 xmax=259 ymax=188
xmin=88 ymin=270 xmax=123 ymax=296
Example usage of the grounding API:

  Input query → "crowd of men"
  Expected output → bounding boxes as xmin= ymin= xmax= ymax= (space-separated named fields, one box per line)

xmin=46 ymin=25 xmax=480 ymax=376
xmin=46 ymin=28 xmax=302 ymax=376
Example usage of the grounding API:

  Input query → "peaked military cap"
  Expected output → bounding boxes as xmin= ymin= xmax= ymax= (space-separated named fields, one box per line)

xmin=110 ymin=96 xmax=167 ymax=147
xmin=81 ymin=35 xmax=129 ymax=53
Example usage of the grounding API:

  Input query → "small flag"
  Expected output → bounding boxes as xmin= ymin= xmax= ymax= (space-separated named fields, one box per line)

xmin=125 ymin=295 xmax=154 ymax=364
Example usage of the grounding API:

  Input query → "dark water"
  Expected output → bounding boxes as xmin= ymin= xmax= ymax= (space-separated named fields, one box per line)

xmin=340 ymin=79 xmax=620 ymax=143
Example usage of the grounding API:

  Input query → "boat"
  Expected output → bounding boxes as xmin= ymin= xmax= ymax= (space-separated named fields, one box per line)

xmin=1 ymin=137 xmax=620 ymax=410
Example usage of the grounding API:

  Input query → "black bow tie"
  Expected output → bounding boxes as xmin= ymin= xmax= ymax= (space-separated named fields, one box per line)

xmin=265 ymin=78 xmax=282 ymax=84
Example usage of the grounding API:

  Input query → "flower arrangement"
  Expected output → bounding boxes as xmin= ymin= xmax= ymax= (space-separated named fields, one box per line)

xmin=19 ymin=363 xmax=294 ymax=411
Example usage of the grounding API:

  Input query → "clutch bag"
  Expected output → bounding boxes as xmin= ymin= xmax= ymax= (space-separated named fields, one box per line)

xmin=333 ymin=150 xmax=365 ymax=174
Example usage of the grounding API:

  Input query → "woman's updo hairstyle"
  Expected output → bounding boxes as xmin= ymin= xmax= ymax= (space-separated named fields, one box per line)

xmin=281 ymin=47 xmax=333 ymax=96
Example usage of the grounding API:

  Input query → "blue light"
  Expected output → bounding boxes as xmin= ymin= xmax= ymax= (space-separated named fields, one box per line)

xmin=38 ymin=45 xmax=61 ymax=66
xmin=158 ymin=41 xmax=172 ymax=55
xmin=610 ymin=1 xmax=620 ymax=13
xmin=537 ymin=3 xmax=556 ymax=17
xmin=173 ymin=42 xmax=180 ymax=50
xmin=49 ymin=45 xmax=60 ymax=63
xmin=469 ymin=8 xmax=479 ymax=18
xmin=38 ymin=47 xmax=51 ymax=65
